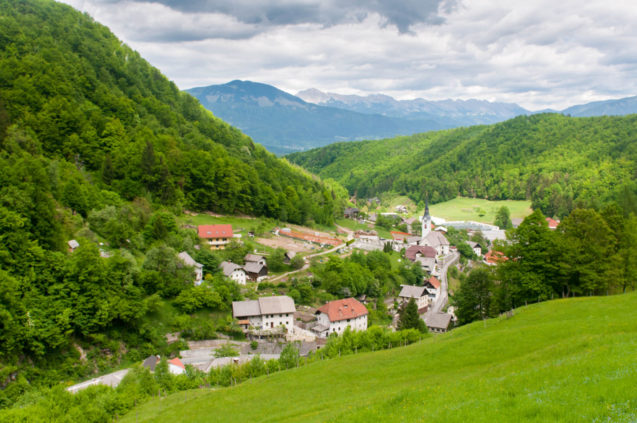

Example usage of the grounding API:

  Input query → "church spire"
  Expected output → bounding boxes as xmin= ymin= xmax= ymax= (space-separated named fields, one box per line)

xmin=424 ymin=197 xmax=430 ymax=218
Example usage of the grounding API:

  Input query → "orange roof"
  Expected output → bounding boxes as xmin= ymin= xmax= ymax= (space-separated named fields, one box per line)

xmin=545 ymin=217 xmax=559 ymax=229
xmin=485 ymin=250 xmax=508 ymax=264
xmin=427 ymin=276 xmax=440 ymax=289
xmin=277 ymin=228 xmax=342 ymax=247
xmin=198 ymin=224 xmax=233 ymax=239
xmin=317 ymin=298 xmax=368 ymax=322
xmin=168 ymin=357 xmax=185 ymax=369
xmin=390 ymin=231 xmax=412 ymax=240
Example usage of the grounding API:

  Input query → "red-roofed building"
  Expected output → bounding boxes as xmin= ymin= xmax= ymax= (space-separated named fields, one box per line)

xmin=198 ymin=224 xmax=233 ymax=249
xmin=390 ymin=231 xmax=412 ymax=242
xmin=168 ymin=357 xmax=185 ymax=375
xmin=424 ymin=276 xmax=441 ymax=301
xmin=484 ymin=250 xmax=508 ymax=266
xmin=315 ymin=298 xmax=368 ymax=337
xmin=405 ymin=245 xmax=437 ymax=261
xmin=546 ymin=217 xmax=560 ymax=230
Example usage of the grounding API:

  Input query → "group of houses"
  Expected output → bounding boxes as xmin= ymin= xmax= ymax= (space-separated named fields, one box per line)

xmin=220 ymin=254 xmax=269 ymax=284
xmin=232 ymin=295 xmax=369 ymax=339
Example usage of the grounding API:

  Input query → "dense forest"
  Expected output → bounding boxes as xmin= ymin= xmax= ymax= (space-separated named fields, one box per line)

xmin=0 ymin=0 xmax=346 ymax=405
xmin=288 ymin=113 xmax=637 ymax=218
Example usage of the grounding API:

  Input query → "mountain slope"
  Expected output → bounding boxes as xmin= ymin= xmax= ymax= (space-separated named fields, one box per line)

xmin=297 ymin=88 xmax=530 ymax=125
xmin=562 ymin=95 xmax=637 ymax=117
xmin=187 ymin=81 xmax=445 ymax=154
xmin=287 ymin=113 xmax=637 ymax=218
xmin=122 ymin=292 xmax=637 ymax=422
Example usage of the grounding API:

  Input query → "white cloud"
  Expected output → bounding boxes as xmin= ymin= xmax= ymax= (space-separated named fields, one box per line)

xmin=57 ymin=0 xmax=637 ymax=110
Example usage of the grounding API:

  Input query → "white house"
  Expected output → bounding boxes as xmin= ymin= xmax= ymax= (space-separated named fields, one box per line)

xmin=424 ymin=276 xmax=441 ymax=301
xmin=315 ymin=298 xmax=368 ymax=337
xmin=178 ymin=251 xmax=204 ymax=285
xmin=466 ymin=241 xmax=482 ymax=257
xmin=245 ymin=254 xmax=267 ymax=266
xmin=232 ymin=296 xmax=296 ymax=333
xmin=168 ymin=357 xmax=185 ymax=375
xmin=68 ymin=239 xmax=79 ymax=252
xmin=220 ymin=261 xmax=247 ymax=285
xmin=398 ymin=285 xmax=429 ymax=312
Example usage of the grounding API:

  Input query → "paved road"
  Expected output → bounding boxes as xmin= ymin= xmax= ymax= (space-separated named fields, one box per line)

xmin=428 ymin=251 xmax=460 ymax=315
xmin=268 ymin=225 xmax=353 ymax=282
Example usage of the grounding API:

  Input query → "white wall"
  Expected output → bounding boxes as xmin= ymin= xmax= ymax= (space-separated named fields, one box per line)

xmin=318 ymin=313 xmax=368 ymax=336
xmin=261 ymin=312 xmax=294 ymax=332
xmin=230 ymin=270 xmax=246 ymax=285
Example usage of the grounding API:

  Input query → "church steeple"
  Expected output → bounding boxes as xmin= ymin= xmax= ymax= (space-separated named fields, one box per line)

xmin=421 ymin=196 xmax=431 ymax=241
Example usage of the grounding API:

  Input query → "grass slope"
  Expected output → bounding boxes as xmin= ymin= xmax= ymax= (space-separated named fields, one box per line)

xmin=429 ymin=197 xmax=532 ymax=223
xmin=123 ymin=292 xmax=637 ymax=422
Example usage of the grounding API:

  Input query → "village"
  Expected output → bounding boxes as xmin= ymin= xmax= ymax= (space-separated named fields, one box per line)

xmin=65 ymin=196 xmax=542 ymax=393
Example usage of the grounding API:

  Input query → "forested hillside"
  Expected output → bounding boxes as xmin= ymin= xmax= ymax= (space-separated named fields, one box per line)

xmin=288 ymin=114 xmax=637 ymax=217
xmin=0 ymin=0 xmax=343 ymax=403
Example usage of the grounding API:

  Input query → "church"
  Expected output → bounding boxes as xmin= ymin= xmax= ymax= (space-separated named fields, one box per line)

xmin=418 ymin=200 xmax=450 ymax=256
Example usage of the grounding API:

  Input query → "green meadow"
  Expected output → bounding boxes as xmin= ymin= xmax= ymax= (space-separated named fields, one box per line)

xmin=428 ymin=197 xmax=533 ymax=224
xmin=122 ymin=292 xmax=637 ymax=422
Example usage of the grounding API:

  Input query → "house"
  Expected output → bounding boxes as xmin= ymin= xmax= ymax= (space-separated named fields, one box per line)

xmin=198 ymin=224 xmax=233 ymax=250
xmin=390 ymin=231 xmax=412 ymax=243
xmin=416 ymin=256 xmax=437 ymax=273
xmin=484 ymin=250 xmax=508 ymax=266
xmin=244 ymin=262 xmax=268 ymax=282
xmin=232 ymin=296 xmax=296 ymax=333
xmin=344 ymin=207 xmax=359 ymax=219
xmin=368 ymin=213 xmax=377 ymax=223
xmin=398 ymin=285 xmax=429 ymax=312
xmin=424 ymin=313 xmax=453 ymax=333
xmin=245 ymin=254 xmax=267 ymax=266
xmin=220 ymin=261 xmax=247 ymax=285
xmin=395 ymin=205 xmax=408 ymax=213
xmin=511 ymin=218 xmax=523 ymax=228
xmin=546 ymin=217 xmax=560 ymax=230
xmin=142 ymin=355 xmax=160 ymax=372
xmin=283 ymin=251 xmax=296 ymax=264
xmin=422 ymin=231 xmax=450 ymax=256
xmin=315 ymin=298 xmax=368 ymax=337
xmin=424 ymin=276 xmax=440 ymax=301
xmin=405 ymin=245 xmax=437 ymax=262
xmin=466 ymin=241 xmax=482 ymax=257
xmin=168 ymin=357 xmax=185 ymax=375
xmin=177 ymin=251 xmax=204 ymax=285
xmin=367 ymin=197 xmax=381 ymax=205
xmin=68 ymin=239 xmax=79 ymax=252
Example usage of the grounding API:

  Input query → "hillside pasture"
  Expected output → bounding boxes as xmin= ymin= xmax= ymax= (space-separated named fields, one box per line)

xmin=428 ymin=197 xmax=532 ymax=224
xmin=122 ymin=292 xmax=637 ymax=423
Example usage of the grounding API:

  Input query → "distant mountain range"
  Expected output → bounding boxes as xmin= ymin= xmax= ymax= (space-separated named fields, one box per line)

xmin=187 ymin=81 xmax=637 ymax=154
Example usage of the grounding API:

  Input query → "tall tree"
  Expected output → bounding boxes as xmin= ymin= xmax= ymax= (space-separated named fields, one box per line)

xmin=454 ymin=267 xmax=494 ymax=325
xmin=397 ymin=298 xmax=427 ymax=333
xmin=494 ymin=206 xmax=513 ymax=229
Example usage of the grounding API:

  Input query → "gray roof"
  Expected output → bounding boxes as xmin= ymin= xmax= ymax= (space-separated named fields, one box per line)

xmin=424 ymin=231 xmax=449 ymax=247
xmin=178 ymin=251 xmax=202 ymax=269
xmin=482 ymin=230 xmax=507 ymax=242
xmin=285 ymin=251 xmax=296 ymax=259
xmin=258 ymin=296 xmax=296 ymax=314
xmin=245 ymin=254 xmax=266 ymax=263
xmin=220 ymin=261 xmax=244 ymax=277
xmin=466 ymin=241 xmax=478 ymax=248
xmin=425 ymin=313 xmax=453 ymax=330
xmin=232 ymin=300 xmax=261 ymax=318
xmin=68 ymin=239 xmax=79 ymax=249
xmin=399 ymin=285 xmax=427 ymax=299
xmin=416 ymin=256 xmax=436 ymax=269
xmin=232 ymin=296 xmax=296 ymax=318
xmin=244 ymin=262 xmax=266 ymax=274
xmin=142 ymin=355 xmax=160 ymax=371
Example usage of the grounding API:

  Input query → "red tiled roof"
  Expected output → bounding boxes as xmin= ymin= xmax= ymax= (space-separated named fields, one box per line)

xmin=316 ymin=298 xmax=368 ymax=322
xmin=485 ymin=250 xmax=508 ymax=264
xmin=391 ymin=231 xmax=412 ymax=240
xmin=168 ymin=357 xmax=185 ymax=369
xmin=198 ymin=224 xmax=233 ymax=239
xmin=427 ymin=276 xmax=440 ymax=289
xmin=545 ymin=217 xmax=559 ymax=229
xmin=277 ymin=228 xmax=341 ymax=247
xmin=405 ymin=245 xmax=437 ymax=261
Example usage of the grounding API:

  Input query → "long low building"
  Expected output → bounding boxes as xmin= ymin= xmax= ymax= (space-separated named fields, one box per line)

xmin=232 ymin=296 xmax=296 ymax=333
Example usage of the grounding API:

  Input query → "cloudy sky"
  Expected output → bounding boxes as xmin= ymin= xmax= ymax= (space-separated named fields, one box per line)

xmin=58 ymin=0 xmax=637 ymax=110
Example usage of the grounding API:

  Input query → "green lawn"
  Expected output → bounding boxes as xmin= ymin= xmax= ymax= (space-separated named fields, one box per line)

xmin=122 ymin=292 xmax=637 ymax=423
xmin=427 ymin=197 xmax=533 ymax=224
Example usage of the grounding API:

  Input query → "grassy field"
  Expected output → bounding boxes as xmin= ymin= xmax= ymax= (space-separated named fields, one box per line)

xmin=428 ymin=197 xmax=533 ymax=224
xmin=122 ymin=292 xmax=637 ymax=423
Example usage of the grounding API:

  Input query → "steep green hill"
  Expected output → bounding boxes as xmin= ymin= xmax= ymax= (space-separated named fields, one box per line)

xmin=122 ymin=292 xmax=637 ymax=422
xmin=0 ymin=0 xmax=343 ymax=399
xmin=287 ymin=113 xmax=637 ymax=217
